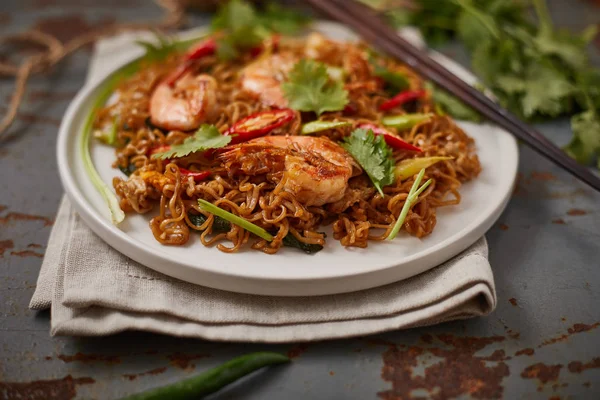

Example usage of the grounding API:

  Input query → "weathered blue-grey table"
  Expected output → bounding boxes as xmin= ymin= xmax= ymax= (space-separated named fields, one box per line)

xmin=1 ymin=1 xmax=599 ymax=399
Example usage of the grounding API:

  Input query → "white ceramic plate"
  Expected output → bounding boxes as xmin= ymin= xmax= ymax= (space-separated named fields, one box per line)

xmin=57 ymin=22 xmax=518 ymax=296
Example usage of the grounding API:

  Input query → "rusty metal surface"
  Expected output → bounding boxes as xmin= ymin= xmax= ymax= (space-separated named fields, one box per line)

xmin=1 ymin=1 xmax=600 ymax=399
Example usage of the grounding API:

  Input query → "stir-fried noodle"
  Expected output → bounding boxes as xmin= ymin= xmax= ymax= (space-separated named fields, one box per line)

xmin=95 ymin=33 xmax=481 ymax=254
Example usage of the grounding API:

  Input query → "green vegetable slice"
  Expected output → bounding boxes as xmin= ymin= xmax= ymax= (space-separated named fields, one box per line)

xmin=197 ymin=199 xmax=273 ymax=241
xmin=301 ymin=120 xmax=351 ymax=134
xmin=381 ymin=113 xmax=433 ymax=129
xmin=82 ymin=80 xmax=127 ymax=225
xmin=387 ymin=168 xmax=433 ymax=240
xmin=188 ymin=212 xmax=323 ymax=254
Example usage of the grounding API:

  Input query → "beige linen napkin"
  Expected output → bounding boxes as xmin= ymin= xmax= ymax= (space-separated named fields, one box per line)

xmin=29 ymin=30 xmax=496 ymax=343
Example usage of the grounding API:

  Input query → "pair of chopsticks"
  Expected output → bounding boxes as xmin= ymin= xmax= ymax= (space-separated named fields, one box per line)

xmin=305 ymin=0 xmax=600 ymax=192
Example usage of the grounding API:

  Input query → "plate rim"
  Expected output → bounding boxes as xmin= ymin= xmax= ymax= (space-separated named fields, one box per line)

xmin=57 ymin=22 xmax=519 ymax=296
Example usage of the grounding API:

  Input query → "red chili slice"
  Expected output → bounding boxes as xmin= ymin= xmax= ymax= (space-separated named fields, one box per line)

xmin=227 ymin=108 xmax=295 ymax=144
xmin=165 ymin=38 xmax=217 ymax=87
xmin=184 ymin=38 xmax=217 ymax=61
xmin=359 ymin=123 xmax=422 ymax=152
xmin=179 ymin=168 xmax=210 ymax=182
xmin=379 ymin=89 xmax=426 ymax=112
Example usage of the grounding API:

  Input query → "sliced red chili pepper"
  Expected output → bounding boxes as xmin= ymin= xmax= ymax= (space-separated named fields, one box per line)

xmin=165 ymin=38 xmax=217 ymax=87
xmin=227 ymin=108 xmax=295 ymax=144
xmin=184 ymin=38 xmax=217 ymax=62
xmin=379 ymin=89 xmax=426 ymax=112
xmin=179 ymin=168 xmax=211 ymax=182
xmin=359 ymin=123 xmax=422 ymax=152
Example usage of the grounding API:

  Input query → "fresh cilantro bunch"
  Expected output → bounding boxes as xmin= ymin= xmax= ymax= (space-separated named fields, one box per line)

xmin=342 ymin=128 xmax=395 ymax=196
xmin=361 ymin=0 xmax=600 ymax=168
xmin=282 ymin=59 xmax=349 ymax=116
xmin=211 ymin=0 xmax=311 ymax=60
xmin=152 ymin=125 xmax=231 ymax=160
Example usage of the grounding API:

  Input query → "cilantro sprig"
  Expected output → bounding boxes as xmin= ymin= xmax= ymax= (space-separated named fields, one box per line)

xmin=360 ymin=0 xmax=600 ymax=168
xmin=152 ymin=125 xmax=231 ymax=160
xmin=211 ymin=0 xmax=311 ymax=60
xmin=342 ymin=128 xmax=395 ymax=196
xmin=282 ymin=59 xmax=349 ymax=116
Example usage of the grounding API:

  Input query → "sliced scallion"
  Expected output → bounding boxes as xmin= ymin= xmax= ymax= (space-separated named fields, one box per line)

xmin=387 ymin=168 xmax=433 ymax=240
xmin=301 ymin=120 xmax=351 ymax=134
xmin=197 ymin=199 xmax=274 ymax=241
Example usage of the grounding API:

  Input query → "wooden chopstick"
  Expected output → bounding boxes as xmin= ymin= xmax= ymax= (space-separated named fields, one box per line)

xmin=338 ymin=0 xmax=569 ymax=159
xmin=305 ymin=0 xmax=600 ymax=192
xmin=322 ymin=0 xmax=592 ymax=169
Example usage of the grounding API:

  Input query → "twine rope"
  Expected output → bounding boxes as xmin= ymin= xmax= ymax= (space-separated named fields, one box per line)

xmin=0 ymin=0 xmax=186 ymax=138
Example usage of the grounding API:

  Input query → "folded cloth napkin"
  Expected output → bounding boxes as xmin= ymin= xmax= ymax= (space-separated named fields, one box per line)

xmin=29 ymin=30 xmax=497 ymax=343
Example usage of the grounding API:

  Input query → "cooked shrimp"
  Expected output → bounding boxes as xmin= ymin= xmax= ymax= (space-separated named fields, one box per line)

xmin=149 ymin=72 xmax=218 ymax=131
xmin=220 ymin=136 xmax=361 ymax=206
xmin=239 ymin=52 xmax=298 ymax=108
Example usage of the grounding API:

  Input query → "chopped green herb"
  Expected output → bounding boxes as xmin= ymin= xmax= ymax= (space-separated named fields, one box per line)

xmin=152 ymin=125 xmax=231 ymax=160
xmin=360 ymin=0 xmax=600 ymax=168
xmin=282 ymin=59 xmax=349 ymax=116
xmin=211 ymin=0 xmax=310 ymax=60
xmin=342 ymin=128 xmax=395 ymax=196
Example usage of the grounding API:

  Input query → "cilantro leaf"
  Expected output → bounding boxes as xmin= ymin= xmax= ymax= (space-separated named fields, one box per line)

xmin=342 ymin=129 xmax=395 ymax=196
xmin=425 ymin=82 xmax=482 ymax=122
xmin=211 ymin=0 xmax=310 ymax=60
xmin=152 ymin=125 xmax=231 ymax=160
xmin=564 ymin=110 xmax=600 ymax=166
xmin=520 ymin=65 xmax=575 ymax=118
xmin=259 ymin=2 xmax=311 ymax=35
xmin=282 ymin=59 xmax=349 ymax=115
xmin=211 ymin=0 xmax=267 ymax=60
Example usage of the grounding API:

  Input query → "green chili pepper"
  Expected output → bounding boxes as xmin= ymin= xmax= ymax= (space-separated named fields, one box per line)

xmin=394 ymin=156 xmax=453 ymax=181
xmin=301 ymin=120 xmax=352 ymax=134
xmin=381 ymin=113 xmax=433 ymax=130
xmin=121 ymin=352 xmax=290 ymax=400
